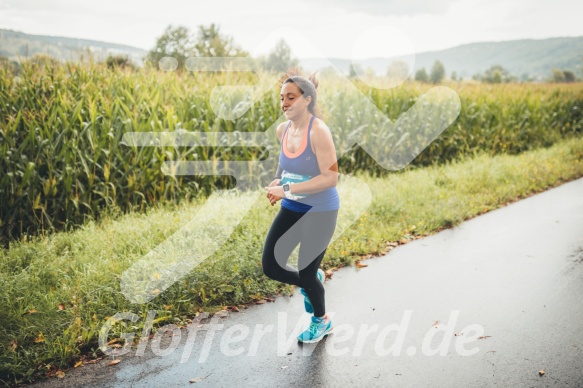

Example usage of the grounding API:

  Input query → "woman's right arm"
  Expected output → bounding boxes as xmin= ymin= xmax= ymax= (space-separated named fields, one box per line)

xmin=272 ymin=122 xmax=286 ymax=182
xmin=267 ymin=123 xmax=287 ymax=205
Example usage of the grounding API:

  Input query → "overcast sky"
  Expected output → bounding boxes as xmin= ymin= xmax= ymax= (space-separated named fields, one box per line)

xmin=0 ymin=0 xmax=581 ymax=59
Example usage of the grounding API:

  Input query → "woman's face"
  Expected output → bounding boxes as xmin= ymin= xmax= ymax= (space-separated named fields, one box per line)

xmin=280 ymin=82 xmax=311 ymax=120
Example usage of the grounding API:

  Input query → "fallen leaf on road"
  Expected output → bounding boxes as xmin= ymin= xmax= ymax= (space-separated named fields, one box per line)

xmin=83 ymin=357 xmax=103 ymax=364
xmin=539 ymin=370 xmax=545 ymax=376
xmin=356 ymin=262 xmax=368 ymax=268
xmin=58 ymin=303 xmax=66 ymax=311
xmin=107 ymin=359 xmax=121 ymax=366
xmin=255 ymin=300 xmax=267 ymax=304
xmin=324 ymin=269 xmax=333 ymax=278
xmin=74 ymin=361 xmax=83 ymax=368
xmin=454 ymin=333 xmax=463 ymax=336
xmin=107 ymin=338 xmax=120 ymax=345
xmin=189 ymin=373 xmax=212 ymax=383
xmin=478 ymin=336 xmax=492 ymax=340
xmin=56 ymin=371 xmax=65 ymax=378
xmin=433 ymin=321 xmax=440 ymax=328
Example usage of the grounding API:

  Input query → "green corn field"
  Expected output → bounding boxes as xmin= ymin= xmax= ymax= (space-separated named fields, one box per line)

xmin=0 ymin=57 xmax=581 ymax=245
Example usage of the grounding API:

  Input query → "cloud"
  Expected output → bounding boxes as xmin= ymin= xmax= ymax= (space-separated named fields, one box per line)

xmin=310 ymin=0 xmax=458 ymax=16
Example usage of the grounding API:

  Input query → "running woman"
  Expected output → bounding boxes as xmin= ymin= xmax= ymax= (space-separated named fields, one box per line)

xmin=263 ymin=70 xmax=340 ymax=343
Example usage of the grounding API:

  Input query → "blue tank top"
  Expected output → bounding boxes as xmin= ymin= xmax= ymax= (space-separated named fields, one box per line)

xmin=279 ymin=115 xmax=340 ymax=212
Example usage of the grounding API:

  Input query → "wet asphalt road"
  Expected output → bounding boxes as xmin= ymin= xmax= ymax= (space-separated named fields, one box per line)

xmin=33 ymin=177 xmax=583 ymax=387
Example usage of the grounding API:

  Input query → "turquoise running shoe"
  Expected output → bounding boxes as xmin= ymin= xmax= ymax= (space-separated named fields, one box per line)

xmin=300 ymin=268 xmax=325 ymax=314
xmin=297 ymin=314 xmax=333 ymax=343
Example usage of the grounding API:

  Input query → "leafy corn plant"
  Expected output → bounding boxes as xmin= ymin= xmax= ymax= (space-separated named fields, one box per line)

xmin=0 ymin=57 xmax=581 ymax=246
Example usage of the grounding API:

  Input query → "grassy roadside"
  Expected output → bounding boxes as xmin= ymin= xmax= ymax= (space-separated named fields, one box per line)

xmin=1 ymin=135 xmax=582 ymax=384
xmin=344 ymin=135 xmax=583 ymax=261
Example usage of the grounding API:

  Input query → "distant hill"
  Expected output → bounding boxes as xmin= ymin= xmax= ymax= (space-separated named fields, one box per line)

xmin=0 ymin=28 xmax=147 ymax=65
xmin=403 ymin=36 xmax=582 ymax=80
xmin=300 ymin=37 xmax=583 ymax=81
xmin=1 ymin=28 xmax=581 ymax=80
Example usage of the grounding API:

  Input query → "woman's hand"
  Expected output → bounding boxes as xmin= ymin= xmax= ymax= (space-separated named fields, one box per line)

xmin=266 ymin=179 xmax=283 ymax=206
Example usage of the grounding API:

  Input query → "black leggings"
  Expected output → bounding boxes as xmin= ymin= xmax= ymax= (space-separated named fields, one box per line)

xmin=262 ymin=206 xmax=338 ymax=317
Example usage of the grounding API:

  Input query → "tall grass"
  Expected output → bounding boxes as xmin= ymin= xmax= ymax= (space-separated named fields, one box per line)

xmin=0 ymin=58 xmax=581 ymax=245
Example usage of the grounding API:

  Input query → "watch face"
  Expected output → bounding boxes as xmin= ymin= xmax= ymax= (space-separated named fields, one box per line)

xmin=283 ymin=184 xmax=290 ymax=191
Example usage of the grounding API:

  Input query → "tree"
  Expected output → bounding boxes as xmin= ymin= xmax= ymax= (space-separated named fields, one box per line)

xmin=194 ymin=23 xmax=247 ymax=58
xmin=563 ymin=70 xmax=576 ymax=82
xmin=146 ymin=24 xmax=248 ymax=71
xmin=263 ymin=39 xmax=298 ymax=73
xmin=551 ymin=68 xmax=566 ymax=82
xmin=146 ymin=25 xmax=197 ymax=71
xmin=470 ymin=65 xmax=517 ymax=83
xmin=414 ymin=68 xmax=429 ymax=82
xmin=552 ymin=68 xmax=576 ymax=83
xmin=430 ymin=60 xmax=445 ymax=84
xmin=482 ymin=65 xmax=514 ymax=83
xmin=386 ymin=60 xmax=409 ymax=81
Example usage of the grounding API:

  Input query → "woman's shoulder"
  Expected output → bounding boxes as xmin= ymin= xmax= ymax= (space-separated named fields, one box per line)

xmin=310 ymin=117 xmax=333 ymax=141
xmin=309 ymin=117 xmax=334 ymax=154
xmin=276 ymin=121 xmax=288 ymax=143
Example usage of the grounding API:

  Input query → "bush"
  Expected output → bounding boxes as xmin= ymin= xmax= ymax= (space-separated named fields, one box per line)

xmin=105 ymin=54 xmax=135 ymax=70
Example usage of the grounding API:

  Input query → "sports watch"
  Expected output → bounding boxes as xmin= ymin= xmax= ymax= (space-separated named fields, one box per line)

xmin=282 ymin=183 xmax=293 ymax=199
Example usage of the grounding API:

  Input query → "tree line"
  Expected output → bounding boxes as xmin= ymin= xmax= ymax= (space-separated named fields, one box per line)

xmin=2 ymin=23 xmax=581 ymax=84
